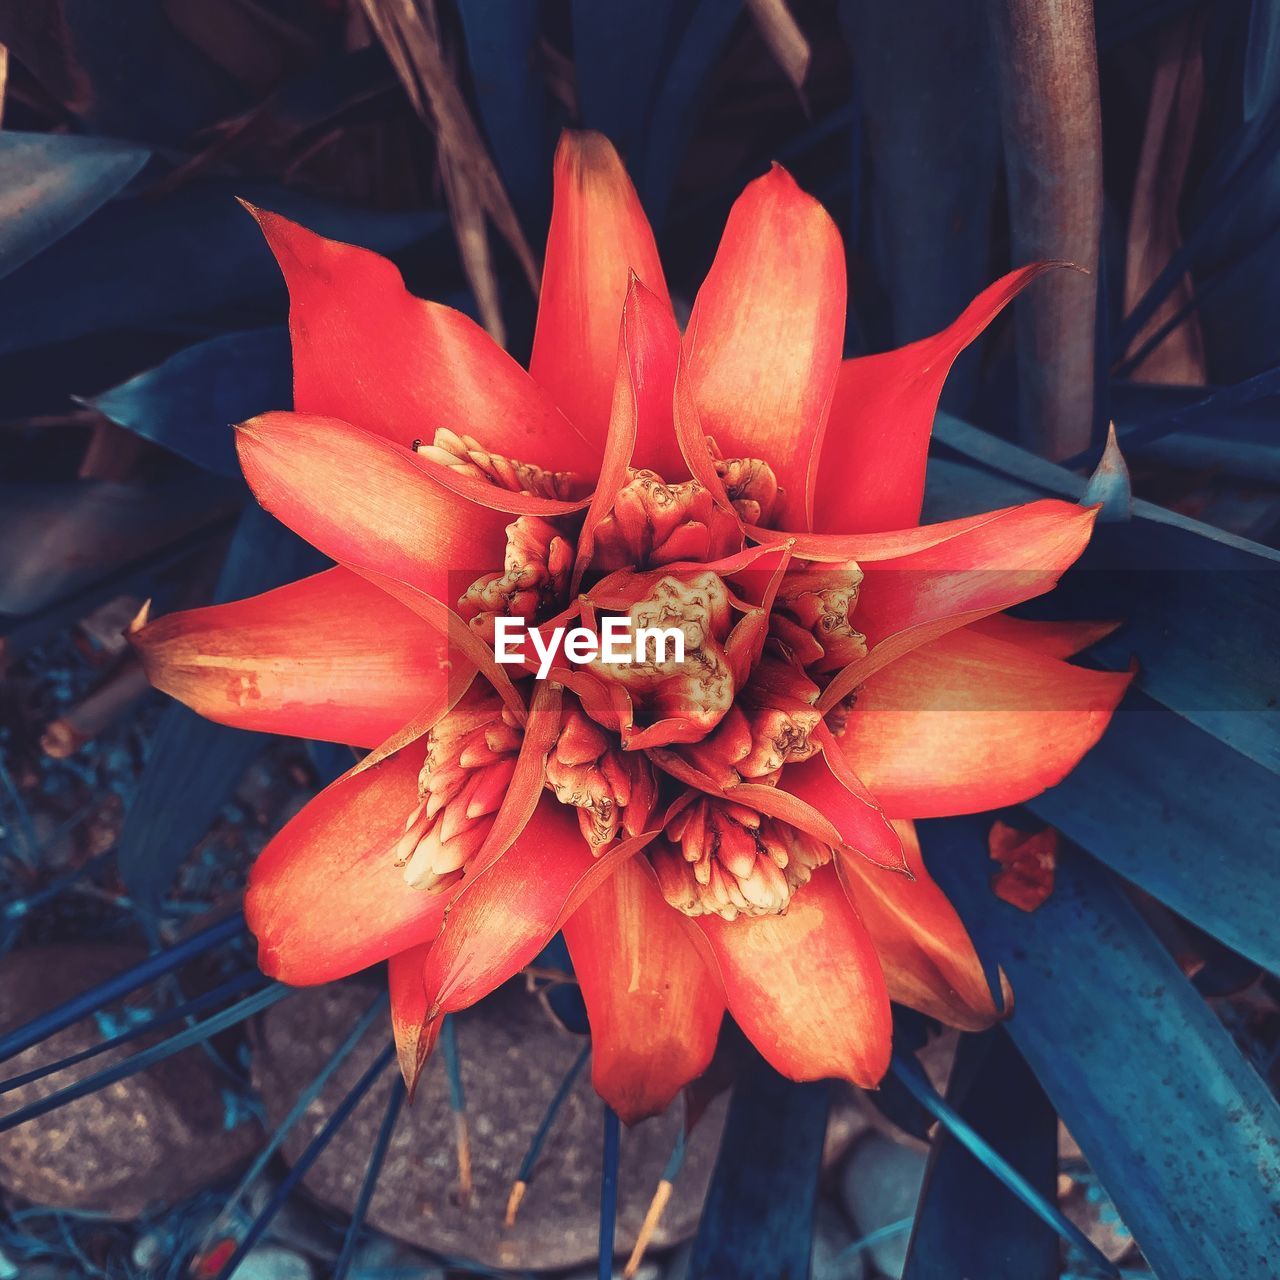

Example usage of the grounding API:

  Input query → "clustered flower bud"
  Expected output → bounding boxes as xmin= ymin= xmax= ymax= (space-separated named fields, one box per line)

xmin=771 ymin=563 xmax=868 ymax=673
xmin=589 ymin=571 xmax=736 ymax=742
xmin=544 ymin=704 xmax=656 ymax=848
xmin=681 ymin=655 xmax=821 ymax=784
xmin=707 ymin=439 xmax=781 ymax=526
xmin=651 ymin=795 xmax=832 ymax=920
xmin=591 ymin=469 xmax=740 ymax=570
xmin=415 ymin=428 xmax=582 ymax=500
xmin=458 ymin=516 xmax=572 ymax=645
xmin=395 ymin=688 xmax=520 ymax=892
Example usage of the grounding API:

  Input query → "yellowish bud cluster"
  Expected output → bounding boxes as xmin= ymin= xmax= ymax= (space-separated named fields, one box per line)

xmin=652 ymin=796 xmax=831 ymax=920
xmin=544 ymin=705 xmax=655 ymax=848
xmin=395 ymin=689 xmax=520 ymax=892
xmin=415 ymin=428 xmax=581 ymax=500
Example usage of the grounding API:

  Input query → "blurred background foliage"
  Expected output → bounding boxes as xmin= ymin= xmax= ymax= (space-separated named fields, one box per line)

xmin=0 ymin=1 xmax=1278 ymax=1278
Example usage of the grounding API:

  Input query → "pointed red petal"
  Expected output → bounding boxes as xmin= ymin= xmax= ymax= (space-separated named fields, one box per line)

xmin=818 ymin=500 xmax=1099 ymax=713
xmin=777 ymin=735 xmax=906 ymax=871
xmin=835 ymin=627 xmax=1132 ymax=816
xmin=236 ymin=412 xmax=510 ymax=602
xmin=673 ymin=349 xmax=739 ymax=518
xmin=245 ymin=745 xmax=449 ymax=985
xmin=562 ymin=858 xmax=723 ymax=1123
xmin=421 ymin=798 xmax=642 ymax=1016
xmin=751 ymin=503 xmax=1028 ymax=562
xmin=248 ymin=205 xmax=589 ymax=469
xmin=572 ymin=276 xmax=681 ymax=586
xmin=966 ymin=614 xmax=1121 ymax=658
xmin=619 ymin=273 xmax=684 ymax=478
xmin=352 ymin=566 xmax=528 ymax=727
xmin=134 ymin=567 xmax=450 ymax=748
xmin=812 ymin=265 xmax=1059 ymax=533
xmin=388 ymin=941 xmax=438 ymax=1091
xmin=697 ymin=864 xmax=890 ymax=1087
xmin=683 ymin=165 xmax=845 ymax=530
xmin=837 ymin=819 xmax=1009 ymax=1030
xmin=530 ymin=132 xmax=671 ymax=445
xmin=856 ymin=501 xmax=1099 ymax=646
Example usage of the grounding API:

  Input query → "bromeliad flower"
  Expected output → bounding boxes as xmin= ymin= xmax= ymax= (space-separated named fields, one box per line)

xmin=133 ymin=133 xmax=1130 ymax=1123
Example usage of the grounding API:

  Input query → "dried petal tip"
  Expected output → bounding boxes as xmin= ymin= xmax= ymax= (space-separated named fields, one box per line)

xmin=545 ymin=704 xmax=656 ymax=848
xmin=415 ymin=428 xmax=583 ymax=500
xmin=652 ymin=795 xmax=831 ymax=920
xmin=504 ymin=1179 xmax=528 ymax=1226
xmin=592 ymin=468 xmax=741 ymax=570
xmin=127 ymin=599 xmax=152 ymax=635
xmin=624 ymin=1177 xmax=675 ymax=1276
xmin=394 ymin=687 xmax=520 ymax=891
xmin=459 ymin=516 xmax=572 ymax=645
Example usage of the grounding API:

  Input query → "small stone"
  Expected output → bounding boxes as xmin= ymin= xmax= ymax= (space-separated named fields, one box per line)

xmin=1059 ymin=1120 xmax=1083 ymax=1162
xmin=250 ymin=980 xmax=727 ymax=1273
xmin=228 ymin=1245 xmax=314 ymax=1280
xmin=918 ymin=1028 xmax=960 ymax=1097
xmin=346 ymin=1235 xmax=446 ymax=1279
xmin=823 ymin=1083 xmax=872 ymax=1167
xmin=811 ymin=1199 xmax=865 ymax=1280
xmin=839 ymin=1132 xmax=927 ymax=1280
xmin=0 ymin=945 xmax=262 ymax=1217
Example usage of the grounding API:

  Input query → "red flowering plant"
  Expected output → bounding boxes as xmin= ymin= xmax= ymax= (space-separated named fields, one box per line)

xmin=133 ymin=132 xmax=1129 ymax=1123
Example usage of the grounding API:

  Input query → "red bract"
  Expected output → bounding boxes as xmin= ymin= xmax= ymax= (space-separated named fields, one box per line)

xmin=135 ymin=132 xmax=1130 ymax=1123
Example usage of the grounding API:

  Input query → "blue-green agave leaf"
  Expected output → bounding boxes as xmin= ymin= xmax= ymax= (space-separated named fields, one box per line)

xmin=904 ymin=1030 xmax=1065 ymax=1280
xmin=921 ymin=817 xmax=1280 ymax=1280
xmin=0 ymin=183 xmax=445 ymax=356
xmin=686 ymin=1048 xmax=828 ymax=1279
xmin=457 ymin=0 xmax=553 ymax=231
xmin=0 ymin=132 xmax=150 ymax=280
xmin=88 ymin=328 xmax=291 ymax=478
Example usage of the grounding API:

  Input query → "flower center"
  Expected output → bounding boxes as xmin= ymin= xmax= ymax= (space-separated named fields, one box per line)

xmin=396 ymin=439 xmax=864 ymax=921
xmin=589 ymin=570 xmax=736 ymax=743
xmin=458 ymin=515 xmax=572 ymax=646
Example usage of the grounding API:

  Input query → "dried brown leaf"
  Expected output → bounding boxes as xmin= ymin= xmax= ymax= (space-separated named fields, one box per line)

xmin=359 ymin=0 xmax=537 ymax=342
xmin=745 ymin=0 xmax=811 ymax=98
xmin=1123 ymin=9 xmax=1207 ymax=384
